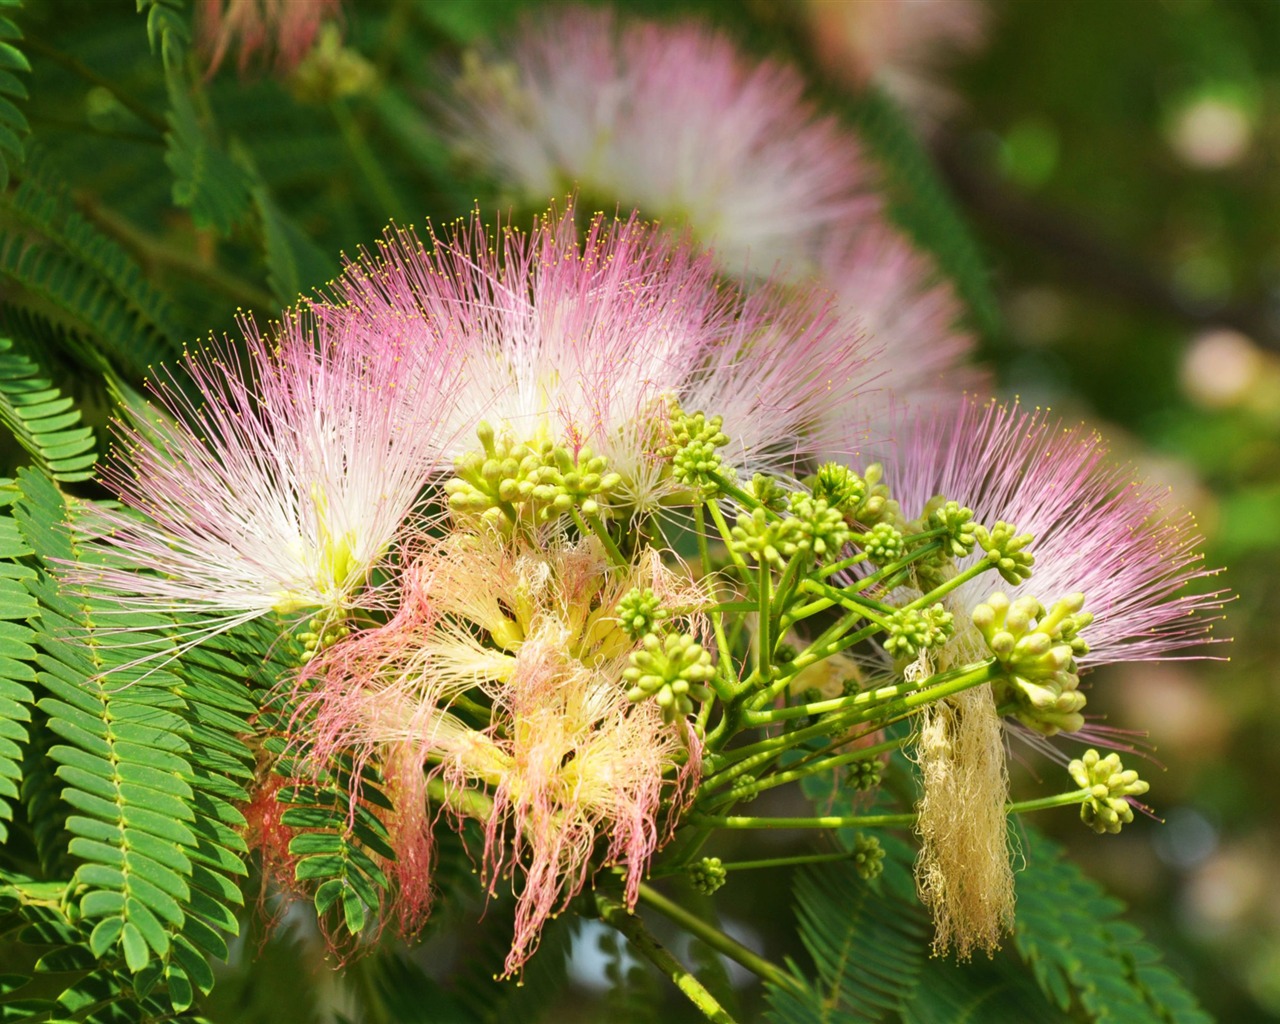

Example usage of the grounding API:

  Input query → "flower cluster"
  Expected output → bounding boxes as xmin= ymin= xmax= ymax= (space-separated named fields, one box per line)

xmin=68 ymin=13 xmax=1225 ymax=983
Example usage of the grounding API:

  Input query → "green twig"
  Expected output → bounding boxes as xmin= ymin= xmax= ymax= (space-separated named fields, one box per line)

xmin=636 ymin=883 xmax=806 ymax=999
xmin=595 ymin=893 xmax=740 ymax=1024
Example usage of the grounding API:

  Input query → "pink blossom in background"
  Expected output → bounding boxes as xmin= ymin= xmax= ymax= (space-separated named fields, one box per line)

xmin=802 ymin=0 xmax=989 ymax=124
xmin=197 ymin=0 xmax=342 ymax=77
xmin=818 ymin=220 xmax=984 ymax=441
xmin=881 ymin=398 xmax=1225 ymax=668
xmin=448 ymin=7 xmax=881 ymax=278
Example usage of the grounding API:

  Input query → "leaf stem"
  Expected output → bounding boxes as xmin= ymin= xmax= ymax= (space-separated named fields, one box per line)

xmin=636 ymin=883 xmax=805 ymax=999
xmin=595 ymin=892 xmax=740 ymax=1024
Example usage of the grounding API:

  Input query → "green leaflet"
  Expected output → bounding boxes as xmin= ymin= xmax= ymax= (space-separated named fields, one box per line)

xmin=1013 ymin=825 xmax=1213 ymax=1024
xmin=7 ymin=468 xmax=253 ymax=1012
xmin=0 ymin=336 xmax=96 ymax=483
xmin=0 ymin=2 xmax=28 ymax=192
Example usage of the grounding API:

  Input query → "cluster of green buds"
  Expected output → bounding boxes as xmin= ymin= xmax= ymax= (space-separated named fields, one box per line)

xmin=1069 ymin=749 xmax=1149 ymax=834
xmin=445 ymin=422 xmax=622 ymax=526
xmin=883 ymin=603 xmax=954 ymax=661
xmin=810 ymin=462 xmax=899 ymax=527
xmin=660 ymin=406 xmax=730 ymax=497
xmin=298 ymin=615 xmax=351 ymax=663
xmin=851 ymin=834 xmax=885 ymax=880
xmin=689 ymin=856 xmax=728 ymax=895
xmin=615 ymin=587 xmax=669 ymax=641
xmin=729 ymin=507 xmax=801 ymax=567
xmin=846 ymin=757 xmax=883 ymax=792
xmin=858 ymin=521 xmax=905 ymax=566
xmin=925 ymin=498 xmax=979 ymax=559
xmin=624 ymin=631 xmax=716 ymax=724
xmin=973 ymin=521 xmax=1035 ymax=584
xmin=786 ymin=491 xmax=852 ymax=561
xmin=975 ymin=592 xmax=1093 ymax=735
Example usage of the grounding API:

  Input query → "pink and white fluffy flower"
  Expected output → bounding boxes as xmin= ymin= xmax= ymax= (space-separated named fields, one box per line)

xmin=299 ymin=532 xmax=703 ymax=972
xmin=197 ymin=0 xmax=342 ymax=77
xmin=883 ymin=398 xmax=1224 ymax=672
xmin=448 ymin=7 xmax=881 ymax=278
xmin=71 ymin=311 xmax=459 ymax=640
xmin=320 ymin=205 xmax=873 ymax=503
xmin=819 ymin=221 xmax=984 ymax=436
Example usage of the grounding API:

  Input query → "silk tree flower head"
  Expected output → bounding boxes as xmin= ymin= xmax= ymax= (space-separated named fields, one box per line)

xmin=871 ymin=397 xmax=1223 ymax=956
xmin=447 ymin=7 xmax=881 ymax=278
xmin=70 ymin=310 xmax=460 ymax=651
xmin=299 ymin=530 xmax=706 ymax=972
xmin=197 ymin=0 xmax=343 ymax=77
xmin=817 ymin=220 xmax=983 ymax=437
xmin=317 ymin=204 xmax=873 ymax=508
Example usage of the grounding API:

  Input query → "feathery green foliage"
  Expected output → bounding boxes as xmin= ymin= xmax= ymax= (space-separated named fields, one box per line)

xmin=0 ymin=335 xmax=97 ymax=482
xmin=1013 ymin=826 xmax=1212 ymax=1024
xmin=0 ymin=1 xmax=28 ymax=192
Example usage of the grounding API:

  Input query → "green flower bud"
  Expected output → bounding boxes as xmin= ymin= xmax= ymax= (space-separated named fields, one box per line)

xmin=846 ymin=758 xmax=883 ymax=792
xmin=749 ymin=474 xmax=789 ymax=513
xmin=973 ymin=521 xmax=1035 ymax=584
xmin=729 ymin=507 xmax=802 ymax=567
xmin=883 ymin=603 xmax=954 ymax=660
xmin=975 ymin=592 xmax=1092 ymax=736
xmin=923 ymin=497 xmax=978 ymax=558
xmin=1069 ymin=749 xmax=1150 ymax=835
xmin=661 ymin=407 xmax=730 ymax=496
xmin=787 ymin=491 xmax=852 ymax=561
xmin=851 ymin=834 xmax=885 ymax=881
xmin=623 ymin=631 xmax=716 ymax=723
xmin=862 ymin=521 xmax=905 ymax=565
xmin=615 ymin=587 xmax=667 ymax=641
xmin=689 ymin=856 xmax=728 ymax=895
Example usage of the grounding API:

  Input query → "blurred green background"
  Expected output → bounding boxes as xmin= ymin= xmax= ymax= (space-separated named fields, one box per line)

xmin=943 ymin=1 xmax=1280 ymax=1019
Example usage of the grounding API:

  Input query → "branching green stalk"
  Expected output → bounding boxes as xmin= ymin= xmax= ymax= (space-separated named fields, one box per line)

xmin=595 ymin=893 xmax=740 ymax=1024
xmin=636 ymin=883 xmax=805 ymax=999
xmin=706 ymin=499 xmax=749 ymax=577
xmin=798 ymin=577 xmax=892 ymax=627
xmin=747 ymin=658 xmax=1000 ymax=727
xmin=701 ymin=736 xmax=906 ymax=808
xmin=902 ymin=559 xmax=992 ymax=611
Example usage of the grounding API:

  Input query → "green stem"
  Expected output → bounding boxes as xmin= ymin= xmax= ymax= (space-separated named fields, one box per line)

xmin=693 ymin=812 xmax=915 ymax=829
xmin=902 ymin=559 xmax=991 ymax=611
xmin=595 ymin=893 xmax=740 ymax=1024
xmin=798 ymin=578 xmax=891 ymax=626
xmin=636 ymin=883 xmax=805 ymax=999
xmin=715 ymin=850 xmax=859 ymax=872
xmin=706 ymin=500 xmax=750 ymax=577
xmin=747 ymin=659 xmax=999 ymax=727
xmin=1007 ymin=791 xmax=1089 ymax=815
xmin=574 ymin=507 xmax=627 ymax=568
xmin=707 ymin=737 xmax=905 ymax=806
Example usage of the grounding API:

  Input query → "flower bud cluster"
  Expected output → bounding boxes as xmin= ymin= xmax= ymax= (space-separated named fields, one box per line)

xmin=689 ymin=856 xmax=727 ymax=895
xmin=786 ymin=491 xmax=852 ymax=561
xmin=846 ymin=757 xmax=883 ymax=792
xmin=860 ymin=521 xmax=905 ymax=565
xmin=973 ymin=521 xmax=1035 ymax=584
xmin=661 ymin=407 xmax=730 ymax=496
xmin=615 ymin=587 xmax=668 ymax=641
xmin=446 ymin=422 xmax=622 ymax=524
xmin=298 ymin=615 xmax=351 ymax=663
xmin=974 ymin=591 xmax=1092 ymax=736
xmin=624 ymin=630 xmax=716 ymax=723
xmin=810 ymin=462 xmax=898 ymax=526
xmin=851 ymin=834 xmax=885 ymax=880
xmin=924 ymin=498 xmax=978 ymax=558
xmin=1069 ymin=749 xmax=1149 ymax=835
xmin=729 ymin=507 xmax=801 ymax=567
xmin=883 ymin=603 xmax=954 ymax=660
